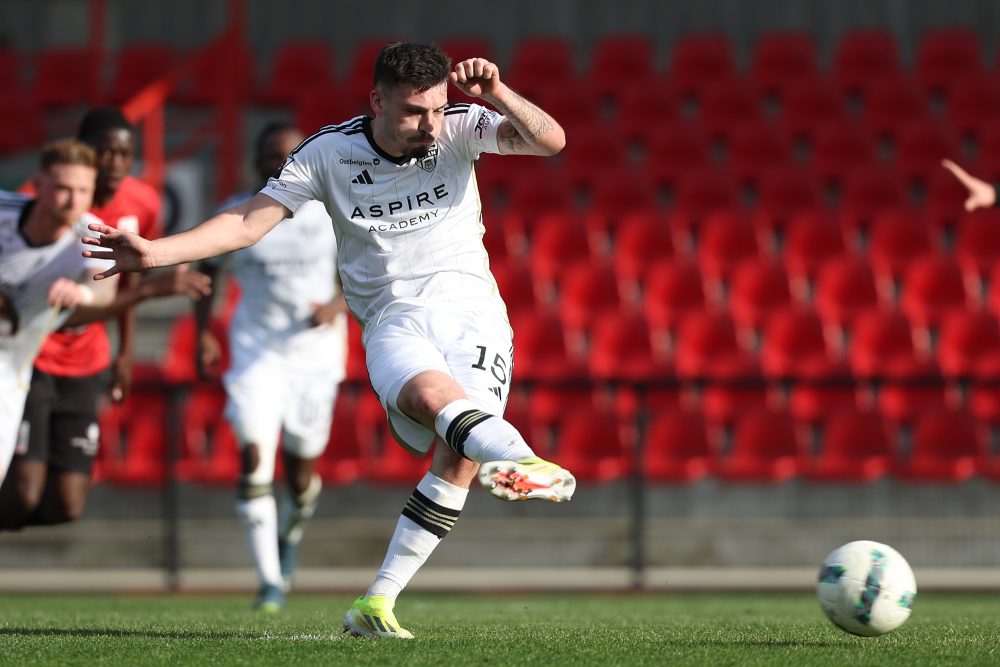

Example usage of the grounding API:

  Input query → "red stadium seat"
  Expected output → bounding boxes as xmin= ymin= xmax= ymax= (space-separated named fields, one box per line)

xmin=936 ymin=310 xmax=1000 ymax=381
xmin=98 ymin=365 xmax=170 ymax=486
xmin=588 ymin=311 xmax=671 ymax=420
xmin=777 ymin=76 xmax=849 ymax=142
xmin=507 ymin=36 xmax=578 ymax=96
xmin=642 ymin=409 xmax=713 ymax=483
xmin=617 ymin=84 xmax=679 ymax=145
xmin=753 ymin=165 xmax=824 ymax=240
xmin=362 ymin=430 xmax=431 ymax=485
xmin=0 ymin=47 xmax=23 ymax=97
xmin=914 ymin=28 xmax=985 ymax=98
xmin=587 ymin=34 xmax=656 ymax=104
xmin=838 ymin=165 xmax=908 ymax=247
xmin=560 ymin=128 xmax=630 ymax=192
xmin=490 ymin=259 xmax=538 ymax=318
xmin=724 ymin=120 xmax=794 ymax=189
xmin=727 ymin=259 xmax=793 ymax=343
xmin=804 ymin=408 xmax=893 ymax=482
xmin=673 ymin=310 xmax=758 ymax=383
xmin=697 ymin=78 xmax=764 ymax=141
xmin=955 ymin=209 xmax=1000 ymax=298
xmin=553 ymin=408 xmax=632 ymax=483
xmin=945 ymin=72 xmax=1000 ymax=143
xmin=760 ymin=308 xmax=835 ymax=379
xmin=642 ymin=259 xmax=707 ymax=346
xmin=925 ymin=164 xmax=977 ymax=241
xmin=644 ymin=122 xmax=713 ymax=190
xmin=666 ymin=33 xmax=738 ymax=100
xmin=528 ymin=212 xmax=593 ymax=304
xmin=557 ymin=262 xmax=623 ymax=339
xmin=749 ymin=30 xmax=821 ymax=100
xmin=160 ymin=314 xmax=230 ymax=384
xmin=860 ymin=74 xmax=933 ymax=143
xmin=588 ymin=167 xmax=657 ymax=222
xmin=256 ymin=41 xmax=337 ymax=106
xmin=832 ymin=29 xmax=902 ymax=98
xmin=868 ymin=208 xmax=936 ymax=303
xmin=612 ymin=211 xmax=674 ymax=303
xmin=696 ymin=209 xmax=761 ymax=300
xmin=32 ymin=48 xmax=100 ymax=108
xmin=510 ymin=310 xmax=586 ymax=382
xmin=174 ymin=41 xmax=254 ymax=107
xmin=847 ymin=309 xmax=923 ymax=379
xmin=782 ymin=209 xmax=847 ymax=301
xmin=532 ymin=86 xmax=601 ymax=137
xmin=108 ymin=44 xmax=178 ymax=104
xmin=318 ymin=392 xmax=364 ymax=485
xmin=0 ymin=98 xmax=44 ymax=154
xmin=588 ymin=311 xmax=669 ymax=383
xmin=345 ymin=318 xmax=368 ymax=384
xmin=894 ymin=407 xmax=984 ymax=482
xmin=898 ymin=253 xmax=971 ymax=334
xmin=180 ymin=385 xmax=242 ymax=485
xmin=713 ymin=408 xmax=804 ymax=482
xmin=813 ymin=257 xmax=880 ymax=351
xmin=891 ymin=117 xmax=962 ymax=189
xmin=807 ymin=119 xmax=878 ymax=189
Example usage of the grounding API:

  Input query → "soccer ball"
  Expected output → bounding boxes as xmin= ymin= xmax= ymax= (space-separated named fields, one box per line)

xmin=816 ymin=540 xmax=916 ymax=636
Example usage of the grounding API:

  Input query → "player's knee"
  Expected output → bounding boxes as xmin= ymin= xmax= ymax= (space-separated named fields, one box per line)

xmin=398 ymin=381 xmax=463 ymax=425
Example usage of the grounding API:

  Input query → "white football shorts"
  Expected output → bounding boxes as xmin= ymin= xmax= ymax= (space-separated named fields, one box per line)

xmin=224 ymin=322 xmax=346 ymax=459
xmin=364 ymin=303 xmax=514 ymax=455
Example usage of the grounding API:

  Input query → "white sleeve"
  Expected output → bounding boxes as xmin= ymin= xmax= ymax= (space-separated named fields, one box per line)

xmin=77 ymin=214 xmax=115 ymax=273
xmin=452 ymin=103 xmax=504 ymax=161
xmin=260 ymin=135 xmax=326 ymax=214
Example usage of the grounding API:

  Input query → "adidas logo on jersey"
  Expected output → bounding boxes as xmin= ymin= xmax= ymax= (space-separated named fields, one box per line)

xmin=352 ymin=170 xmax=374 ymax=185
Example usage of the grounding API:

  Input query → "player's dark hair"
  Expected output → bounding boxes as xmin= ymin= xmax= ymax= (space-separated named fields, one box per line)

xmin=40 ymin=138 xmax=97 ymax=170
xmin=76 ymin=107 xmax=133 ymax=145
xmin=255 ymin=121 xmax=298 ymax=160
xmin=374 ymin=42 xmax=452 ymax=92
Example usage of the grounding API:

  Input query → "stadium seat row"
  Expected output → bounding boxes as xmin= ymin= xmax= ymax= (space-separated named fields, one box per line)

xmin=93 ymin=383 xmax=1000 ymax=486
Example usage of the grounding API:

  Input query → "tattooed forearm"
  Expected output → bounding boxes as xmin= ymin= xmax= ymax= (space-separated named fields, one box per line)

xmin=490 ymin=88 xmax=561 ymax=155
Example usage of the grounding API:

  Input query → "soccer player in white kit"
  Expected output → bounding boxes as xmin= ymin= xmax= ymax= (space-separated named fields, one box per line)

xmin=83 ymin=42 xmax=576 ymax=639
xmin=195 ymin=122 xmax=347 ymax=612
xmin=0 ymin=140 xmax=118 ymax=487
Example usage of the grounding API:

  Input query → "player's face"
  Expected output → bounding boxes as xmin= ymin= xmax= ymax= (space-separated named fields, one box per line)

xmin=255 ymin=129 xmax=304 ymax=183
xmin=371 ymin=81 xmax=448 ymax=160
xmin=91 ymin=128 xmax=135 ymax=196
xmin=35 ymin=163 xmax=96 ymax=226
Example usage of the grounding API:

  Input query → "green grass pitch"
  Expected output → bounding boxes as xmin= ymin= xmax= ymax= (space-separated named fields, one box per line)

xmin=1 ymin=592 xmax=998 ymax=666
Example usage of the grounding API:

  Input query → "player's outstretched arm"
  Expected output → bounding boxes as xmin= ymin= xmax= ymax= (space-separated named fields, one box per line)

xmin=942 ymin=159 xmax=997 ymax=211
xmin=82 ymin=193 xmax=291 ymax=280
xmin=450 ymin=58 xmax=566 ymax=157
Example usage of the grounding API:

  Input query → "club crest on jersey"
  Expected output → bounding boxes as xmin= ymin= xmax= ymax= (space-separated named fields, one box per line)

xmin=418 ymin=145 xmax=439 ymax=172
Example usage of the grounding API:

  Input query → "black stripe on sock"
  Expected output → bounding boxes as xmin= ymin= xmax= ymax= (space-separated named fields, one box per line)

xmin=444 ymin=409 xmax=492 ymax=458
xmin=401 ymin=489 xmax=461 ymax=538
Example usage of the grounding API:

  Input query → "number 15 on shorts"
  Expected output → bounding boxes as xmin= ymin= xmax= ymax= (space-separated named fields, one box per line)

xmin=471 ymin=344 xmax=511 ymax=402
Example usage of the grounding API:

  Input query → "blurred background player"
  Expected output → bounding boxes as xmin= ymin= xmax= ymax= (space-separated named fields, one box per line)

xmin=0 ymin=110 xmax=210 ymax=531
xmin=194 ymin=122 xmax=347 ymax=612
xmin=81 ymin=41 xmax=574 ymax=639
xmin=0 ymin=140 xmax=117 ymax=489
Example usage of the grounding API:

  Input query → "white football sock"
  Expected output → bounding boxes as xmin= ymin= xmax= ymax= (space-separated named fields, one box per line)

xmin=433 ymin=399 xmax=535 ymax=462
xmin=366 ymin=472 xmax=468 ymax=602
xmin=236 ymin=495 xmax=283 ymax=589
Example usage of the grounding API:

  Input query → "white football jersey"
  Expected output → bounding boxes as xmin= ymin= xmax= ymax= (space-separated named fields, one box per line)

xmin=261 ymin=103 xmax=506 ymax=328
xmin=0 ymin=191 xmax=107 ymax=376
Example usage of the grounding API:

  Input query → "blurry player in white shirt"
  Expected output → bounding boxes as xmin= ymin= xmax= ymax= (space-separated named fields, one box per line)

xmin=195 ymin=122 xmax=347 ymax=612
xmin=83 ymin=42 xmax=575 ymax=639
xmin=0 ymin=140 xmax=117 ymax=488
